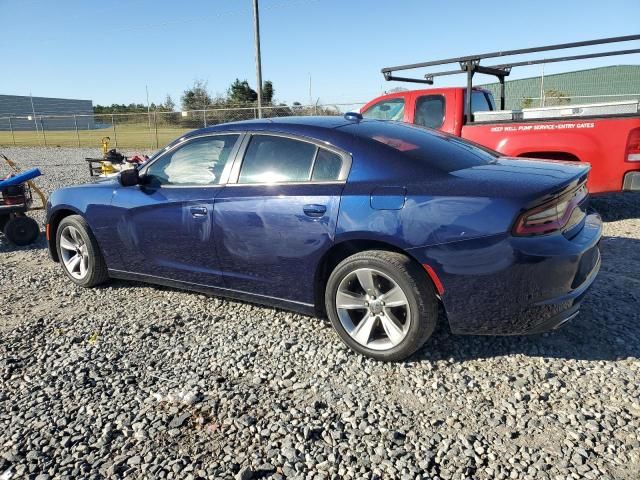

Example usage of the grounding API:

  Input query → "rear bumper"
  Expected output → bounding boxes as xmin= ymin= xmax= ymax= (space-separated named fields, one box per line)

xmin=518 ymin=246 xmax=600 ymax=334
xmin=408 ymin=212 xmax=603 ymax=335
xmin=623 ymin=171 xmax=640 ymax=191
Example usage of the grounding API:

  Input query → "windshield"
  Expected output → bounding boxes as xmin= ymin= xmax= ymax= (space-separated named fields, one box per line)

xmin=341 ymin=120 xmax=498 ymax=172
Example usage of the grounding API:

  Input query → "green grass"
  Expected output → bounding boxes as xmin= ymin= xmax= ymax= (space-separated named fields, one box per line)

xmin=0 ymin=123 xmax=193 ymax=150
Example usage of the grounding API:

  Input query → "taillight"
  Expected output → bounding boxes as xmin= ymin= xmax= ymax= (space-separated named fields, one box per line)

xmin=626 ymin=127 xmax=640 ymax=162
xmin=513 ymin=183 xmax=588 ymax=236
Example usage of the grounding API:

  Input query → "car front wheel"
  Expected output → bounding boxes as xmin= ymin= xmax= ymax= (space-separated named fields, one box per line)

xmin=325 ymin=250 xmax=438 ymax=361
xmin=56 ymin=215 xmax=109 ymax=288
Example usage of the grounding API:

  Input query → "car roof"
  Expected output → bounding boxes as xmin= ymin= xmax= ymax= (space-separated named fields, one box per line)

xmin=179 ymin=115 xmax=452 ymax=159
xmin=188 ymin=116 xmax=355 ymax=135
xmin=179 ymin=116 xmax=376 ymax=152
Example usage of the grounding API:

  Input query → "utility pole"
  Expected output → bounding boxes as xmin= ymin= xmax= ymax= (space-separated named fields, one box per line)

xmin=252 ymin=0 xmax=263 ymax=118
xmin=29 ymin=92 xmax=39 ymax=136
xmin=146 ymin=85 xmax=151 ymax=130
xmin=539 ymin=64 xmax=545 ymax=107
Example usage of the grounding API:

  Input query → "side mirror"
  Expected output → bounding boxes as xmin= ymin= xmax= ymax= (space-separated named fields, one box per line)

xmin=119 ymin=168 xmax=140 ymax=187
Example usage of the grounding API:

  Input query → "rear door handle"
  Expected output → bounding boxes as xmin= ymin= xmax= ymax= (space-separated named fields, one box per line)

xmin=190 ymin=206 xmax=208 ymax=217
xmin=303 ymin=204 xmax=327 ymax=217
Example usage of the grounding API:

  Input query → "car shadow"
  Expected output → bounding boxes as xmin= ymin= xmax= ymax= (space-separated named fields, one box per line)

xmin=411 ymin=234 xmax=640 ymax=363
xmin=591 ymin=192 xmax=640 ymax=221
xmin=58 ymin=233 xmax=639 ymax=364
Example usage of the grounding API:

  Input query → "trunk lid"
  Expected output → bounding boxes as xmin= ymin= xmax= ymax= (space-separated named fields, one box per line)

xmin=449 ymin=157 xmax=590 ymax=203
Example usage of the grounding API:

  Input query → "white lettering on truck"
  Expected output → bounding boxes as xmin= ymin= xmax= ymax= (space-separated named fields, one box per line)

xmin=490 ymin=122 xmax=595 ymax=133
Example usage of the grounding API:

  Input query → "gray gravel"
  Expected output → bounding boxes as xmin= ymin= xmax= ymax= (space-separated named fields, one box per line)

xmin=1 ymin=146 xmax=639 ymax=480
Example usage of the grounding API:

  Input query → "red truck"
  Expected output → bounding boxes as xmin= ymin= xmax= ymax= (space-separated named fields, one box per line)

xmin=371 ymin=35 xmax=640 ymax=194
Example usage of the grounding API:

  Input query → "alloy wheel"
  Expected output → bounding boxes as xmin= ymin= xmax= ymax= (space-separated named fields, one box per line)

xmin=59 ymin=225 xmax=90 ymax=280
xmin=335 ymin=268 xmax=411 ymax=350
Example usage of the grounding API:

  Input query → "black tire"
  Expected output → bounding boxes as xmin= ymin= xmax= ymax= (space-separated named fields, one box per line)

xmin=3 ymin=216 xmax=40 ymax=246
xmin=325 ymin=250 xmax=438 ymax=361
xmin=0 ymin=214 xmax=10 ymax=232
xmin=56 ymin=215 xmax=109 ymax=288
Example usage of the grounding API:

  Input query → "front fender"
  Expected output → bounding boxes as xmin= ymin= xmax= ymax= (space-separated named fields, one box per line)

xmin=47 ymin=182 xmax=118 ymax=262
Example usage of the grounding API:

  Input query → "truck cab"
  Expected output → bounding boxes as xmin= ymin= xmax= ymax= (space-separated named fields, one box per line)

xmin=361 ymin=87 xmax=496 ymax=136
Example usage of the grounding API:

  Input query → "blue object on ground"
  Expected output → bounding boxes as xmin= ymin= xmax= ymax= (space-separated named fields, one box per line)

xmin=0 ymin=168 xmax=42 ymax=188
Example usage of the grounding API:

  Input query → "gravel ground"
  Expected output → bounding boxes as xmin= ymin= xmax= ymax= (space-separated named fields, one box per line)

xmin=1 ymin=146 xmax=639 ymax=480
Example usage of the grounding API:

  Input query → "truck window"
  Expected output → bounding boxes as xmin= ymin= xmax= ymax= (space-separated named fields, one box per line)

xmin=362 ymin=98 xmax=405 ymax=121
xmin=485 ymin=92 xmax=496 ymax=110
xmin=414 ymin=95 xmax=445 ymax=129
xmin=464 ymin=91 xmax=494 ymax=115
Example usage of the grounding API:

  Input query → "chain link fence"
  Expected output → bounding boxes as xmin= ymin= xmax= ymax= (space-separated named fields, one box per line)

xmin=2 ymin=92 xmax=637 ymax=149
xmin=0 ymin=102 xmax=365 ymax=150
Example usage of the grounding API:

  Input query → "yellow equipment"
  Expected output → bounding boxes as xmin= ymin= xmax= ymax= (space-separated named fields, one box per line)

xmin=101 ymin=136 xmax=111 ymax=156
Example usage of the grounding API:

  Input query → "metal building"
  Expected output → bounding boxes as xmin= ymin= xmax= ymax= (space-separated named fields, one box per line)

xmin=479 ymin=65 xmax=640 ymax=110
xmin=0 ymin=94 xmax=94 ymax=131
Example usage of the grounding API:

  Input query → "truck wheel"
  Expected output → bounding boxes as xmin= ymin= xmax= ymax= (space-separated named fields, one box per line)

xmin=325 ymin=250 xmax=438 ymax=361
xmin=0 ymin=214 xmax=9 ymax=231
xmin=56 ymin=215 xmax=109 ymax=287
xmin=3 ymin=216 xmax=40 ymax=246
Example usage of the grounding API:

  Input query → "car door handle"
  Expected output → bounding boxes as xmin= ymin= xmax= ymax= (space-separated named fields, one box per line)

xmin=303 ymin=204 xmax=327 ymax=217
xmin=190 ymin=206 xmax=208 ymax=218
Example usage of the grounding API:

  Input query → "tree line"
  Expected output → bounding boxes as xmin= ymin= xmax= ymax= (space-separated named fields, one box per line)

xmin=93 ymin=95 xmax=175 ymax=115
xmin=92 ymin=79 xmax=337 ymax=127
xmin=93 ymin=78 xmax=277 ymax=114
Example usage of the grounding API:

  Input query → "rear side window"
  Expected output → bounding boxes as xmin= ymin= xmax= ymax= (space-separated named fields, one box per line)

xmin=312 ymin=149 xmax=343 ymax=181
xmin=239 ymin=135 xmax=317 ymax=183
xmin=414 ymin=95 xmax=445 ymax=129
xmin=362 ymin=98 xmax=405 ymax=121
xmin=342 ymin=121 xmax=498 ymax=173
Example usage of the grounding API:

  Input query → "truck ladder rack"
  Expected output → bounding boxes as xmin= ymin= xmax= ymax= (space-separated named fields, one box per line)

xmin=381 ymin=35 xmax=640 ymax=124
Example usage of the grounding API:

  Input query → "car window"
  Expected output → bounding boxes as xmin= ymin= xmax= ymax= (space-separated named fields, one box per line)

xmin=312 ymin=148 xmax=343 ymax=181
xmin=464 ymin=91 xmax=493 ymax=115
xmin=362 ymin=98 xmax=405 ymax=121
xmin=341 ymin=121 xmax=498 ymax=173
xmin=146 ymin=135 xmax=239 ymax=185
xmin=486 ymin=92 xmax=497 ymax=110
xmin=414 ymin=95 xmax=445 ymax=129
xmin=238 ymin=135 xmax=318 ymax=183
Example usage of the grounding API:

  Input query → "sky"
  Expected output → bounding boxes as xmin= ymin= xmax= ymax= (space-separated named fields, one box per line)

xmin=1 ymin=0 xmax=639 ymax=108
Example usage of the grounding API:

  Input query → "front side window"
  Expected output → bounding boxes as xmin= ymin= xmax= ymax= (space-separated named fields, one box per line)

xmin=414 ymin=95 xmax=445 ymax=129
xmin=362 ymin=98 xmax=405 ymax=121
xmin=239 ymin=135 xmax=318 ymax=183
xmin=145 ymin=135 xmax=239 ymax=185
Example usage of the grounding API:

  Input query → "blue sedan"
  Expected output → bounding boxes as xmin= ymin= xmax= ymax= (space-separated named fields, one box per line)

xmin=46 ymin=116 xmax=602 ymax=361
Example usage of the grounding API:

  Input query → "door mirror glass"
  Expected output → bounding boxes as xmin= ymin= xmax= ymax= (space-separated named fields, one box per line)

xmin=119 ymin=168 xmax=140 ymax=187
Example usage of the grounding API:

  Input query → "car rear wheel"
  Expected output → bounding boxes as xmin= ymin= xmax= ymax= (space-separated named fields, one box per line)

xmin=56 ymin=215 xmax=109 ymax=288
xmin=325 ymin=250 xmax=438 ymax=361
